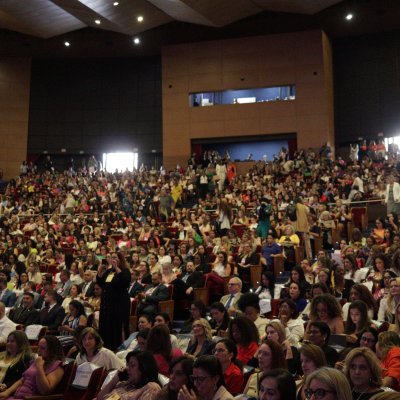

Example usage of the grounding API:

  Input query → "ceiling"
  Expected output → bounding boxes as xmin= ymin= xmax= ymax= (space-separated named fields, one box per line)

xmin=0 ymin=0 xmax=399 ymax=58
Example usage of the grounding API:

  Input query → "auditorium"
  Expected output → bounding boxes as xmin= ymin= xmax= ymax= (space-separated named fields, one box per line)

xmin=0 ymin=1 xmax=400 ymax=399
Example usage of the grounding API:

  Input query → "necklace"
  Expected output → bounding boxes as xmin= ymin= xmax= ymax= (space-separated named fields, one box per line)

xmin=352 ymin=387 xmax=371 ymax=400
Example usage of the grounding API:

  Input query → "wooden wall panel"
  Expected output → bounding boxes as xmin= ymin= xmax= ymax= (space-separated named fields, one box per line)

xmin=162 ymin=30 xmax=334 ymax=169
xmin=0 ymin=58 xmax=30 ymax=179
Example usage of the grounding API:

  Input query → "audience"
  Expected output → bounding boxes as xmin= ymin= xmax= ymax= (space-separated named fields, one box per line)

xmin=0 ymin=144 xmax=398 ymax=398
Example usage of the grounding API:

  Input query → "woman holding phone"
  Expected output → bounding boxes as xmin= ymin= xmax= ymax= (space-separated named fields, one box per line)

xmin=97 ymin=251 xmax=131 ymax=351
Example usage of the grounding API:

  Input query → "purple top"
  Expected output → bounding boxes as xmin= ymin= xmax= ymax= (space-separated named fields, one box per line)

xmin=9 ymin=360 xmax=63 ymax=399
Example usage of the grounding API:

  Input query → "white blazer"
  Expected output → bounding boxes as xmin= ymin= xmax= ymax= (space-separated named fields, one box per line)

xmin=385 ymin=182 xmax=400 ymax=203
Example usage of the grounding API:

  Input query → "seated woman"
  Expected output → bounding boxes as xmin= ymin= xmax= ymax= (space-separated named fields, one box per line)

xmin=305 ymin=366 xmax=352 ymax=400
xmin=278 ymin=225 xmax=300 ymax=270
xmin=158 ymin=356 xmax=193 ymax=400
xmin=0 ymin=331 xmax=32 ymax=393
xmin=332 ymin=263 xmax=354 ymax=301
xmin=178 ymin=355 xmax=232 ymax=400
xmin=359 ymin=327 xmax=379 ymax=353
xmin=61 ymin=284 xmax=83 ymax=313
xmin=97 ymin=350 xmax=161 ymax=400
xmin=376 ymin=331 xmax=400 ymax=391
xmin=185 ymin=318 xmax=214 ymax=358
xmin=146 ymin=325 xmax=183 ymax=377
xmin=211 ymin=252 xmax=231 ymax=278
xmin=57 ymin=300 xmax=87 ymax=347
xmin=296 ymin=344 xmax=326 ymax=400
xmin=209 ymin=302 xmax=230 ymax=337
xmin=316 ymin=268 xmax=333 ymax=294
xmin=154 ymin=313 xmax=179 ymax=349
xmin=1 ymin=336 xmax=64 ymax=399
xmin=287 ymin=281 xmax=308 ymax=314
xmin=228 ymin=315 xmax=259 ymax=365
xmin=76 ymin=327 xmax=124 ymax=370
xmin=378 ymin=277 xmax=400 ymax=323
xmin=255 ymin=271 xmax=276 ymax=300
xmin=180 ymin=300 xmax=207 ymax=334
xmin=342 ymin=284 xmax=377 ymax=321
xmin=213 ymin=339 xmax=244 ymax=396
xmin=344 ymin=347 xmax=384 ymax=399
xmin=277 ymin=299 xmax=305 ymax=347
xmin=306 ymin=294 xmax=344 ymax=336
xmin=345 ymin=300 xmax=377 ymax=345
xmin=243 ymin=339 xmax=287 ymax=398
xmin=259 ymin=369 xmax=297 ymax=400
xmin=265 ymin=320 xmax=300 ymax=376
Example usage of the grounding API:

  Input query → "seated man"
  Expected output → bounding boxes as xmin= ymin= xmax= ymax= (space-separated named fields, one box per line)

xmin=128 ymin=269 xmax=143 ymax=298
xmin=39 ymin=289 xmax=65 ymax=332
xmin=11 ymin=292 xmax=40 ymax=327
xmin=80 ymin=270 xmax=95 ymax=298
xmin=13 ymin=282 xmax=41 ymax=309
xmin=0 ymin=277 xmax=16 ymax=307
xmin=306 ymin=320 xmax=338 ymax=367
xmin=181 ymin=261 xmax=205 ymax=296
xmin=55 ymin=270 xmax=72 ymax=298
xmin=0 ymin=302 xmax=17 ymax=344
xmin=137 ymin=272 xmax=169 ymax=316
xmin=220 ymin=277 xmax=243 ymax=317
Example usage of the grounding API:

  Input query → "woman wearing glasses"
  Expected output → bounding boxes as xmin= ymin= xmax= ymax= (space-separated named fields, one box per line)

xmin=344 ymin=347 xmax=384 ymax=400
xmin=178 ymin=355 xmax=233 ymax=400
xmin=359 ymin=327 xmax=379 ymax=352
xmin=213 ymin=339 xmax=244 ymax=395
xmin=305 ymin=367 xmax=352 ymax=400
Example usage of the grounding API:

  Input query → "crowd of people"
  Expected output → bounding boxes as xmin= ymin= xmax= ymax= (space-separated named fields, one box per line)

xmin=0 ymin=141 xmax=398 ymax=399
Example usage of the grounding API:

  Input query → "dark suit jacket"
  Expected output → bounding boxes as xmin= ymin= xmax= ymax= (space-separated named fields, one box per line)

xmin=184 ymin=271 xmax=205 ymax=289
xmin=80 ymin=281 xmax=95 ymax=298
xmin=128 ymin=281 xmax=143 ymax=298
xmin=12 ymin=306 xmax=40 ymax=326
xmin=145 ymin=284 xmax=169 ymax=305
xmin=1 ymin=289 xmax=17 ymax=307
xmin=39 ymin=304 xmax=65 ymax=331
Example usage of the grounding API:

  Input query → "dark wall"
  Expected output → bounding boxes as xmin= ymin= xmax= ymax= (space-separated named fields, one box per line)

xmin=28 ymin=57 xmax=162 ymax=164
xmin=333 ymin=30 xmax=400 ymax=145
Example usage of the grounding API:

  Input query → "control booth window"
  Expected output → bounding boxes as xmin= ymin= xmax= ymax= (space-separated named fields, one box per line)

xmin=189 ymin=85 xmax=295 ymax=107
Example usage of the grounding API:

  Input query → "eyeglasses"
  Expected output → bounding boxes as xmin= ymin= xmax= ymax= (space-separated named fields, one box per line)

xmin=213 ymin=348 xmax=226 ymax=353
xmin=360 ymin=336 xmax=376 ymax=343
xmin=305 ymin=388 xmax=335 ymax=399
xmin=190 ymin=375 xmax=211 ymax=384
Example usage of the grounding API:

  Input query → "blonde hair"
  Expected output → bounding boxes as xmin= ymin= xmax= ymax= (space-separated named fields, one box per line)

xmin=193 ymin=318 xmax=212 ymax=340
xmin=306 ymin=367 xmax=352 ymax=400
xmin=386 ymin=277 xmax=400 ymax=322
xmin=344 ymin=347 xmax=382 ymax=388
xmin=393 ymin=302 xmax=400 ymax=334
xmin=266 ymin=320 xmax=286 ymax=343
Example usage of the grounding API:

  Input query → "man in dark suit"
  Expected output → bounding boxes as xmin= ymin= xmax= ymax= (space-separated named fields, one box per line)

xmin=11 ymin=292 xmax=39 ymax=327
xmin=181 ymin=261 xmax=204 ymax=296
xmin=137 ymin=272 xmax=168 ymax=316
xmin=55 ymin=270 xmax=72 ymax=298
xmin=0 ymin=277 xmax=16 ymax=307
xmin=39 ymin=289 xmax=65 ymax=332
xmin=80 ymin=270 xmax=95 ymax=298
xmin=128 ymin=270 xmax=143 ymax=298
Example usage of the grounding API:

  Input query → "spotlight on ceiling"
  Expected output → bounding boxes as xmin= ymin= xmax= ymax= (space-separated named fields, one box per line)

xmin=345 ymin=13 xmax=353 ymax=21
xmin=64 ymin=41 xmax=70 ymax=47
xmin=113 ymin=1 xmax=119 ymax=5
xmin=95 ymin=19 xmax=101 ymax=24
xmin=133 ymin=37 xmax=140 ymax=45
xmin=137 ymin=15 xmax=144 ymax=22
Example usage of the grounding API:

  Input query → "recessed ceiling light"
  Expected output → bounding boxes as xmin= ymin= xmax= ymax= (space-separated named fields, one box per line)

xmin=137 ymin=15 xmax=144 ymax=22
xmin=113 ymin=1 xmax=119 ymax=5
xmin=64 ymin=41 xmax=70 ymax=47
xmin=345 ymin=13 xmax=353 ymax=20
xmin=95 ymin=19 xmax=101 ymax=24
xmin=133 ymin=37 xmax=140 ymax=45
